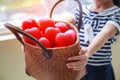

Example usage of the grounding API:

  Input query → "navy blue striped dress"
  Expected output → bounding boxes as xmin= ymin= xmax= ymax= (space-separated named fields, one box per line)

xmin=74 ymin=5 xmax=120 ymax=66
xmin=74 ymin=5 xmax=120 ymax=80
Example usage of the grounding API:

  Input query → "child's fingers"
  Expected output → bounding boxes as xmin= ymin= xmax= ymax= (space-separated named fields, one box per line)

xmin=79 ymin=47 xmax=87 ymax=55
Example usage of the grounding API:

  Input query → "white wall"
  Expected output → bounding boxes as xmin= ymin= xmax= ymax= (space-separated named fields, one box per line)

xmin=112 ymin=38 xmax=120 ymax=80
xmin=0 ymin=38 xmax=120 ymax=80
xmin=0 ymin=39 xmax=35 ymax=80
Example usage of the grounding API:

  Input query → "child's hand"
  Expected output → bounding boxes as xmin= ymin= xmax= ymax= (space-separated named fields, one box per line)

xmin=66 ymin=47 xmax=89 ymax=71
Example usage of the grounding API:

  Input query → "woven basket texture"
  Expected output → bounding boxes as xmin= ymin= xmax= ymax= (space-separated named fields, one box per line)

xmin=24 ymin=22 xmax=83 ymax=80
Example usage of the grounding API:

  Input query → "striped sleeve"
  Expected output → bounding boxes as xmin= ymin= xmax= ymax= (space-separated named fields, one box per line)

xmin=107 ymin=9 xmax=120 ymax=34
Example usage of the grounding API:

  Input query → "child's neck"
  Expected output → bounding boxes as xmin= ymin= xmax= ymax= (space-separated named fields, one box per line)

xmin=90 ymin=2 xmax=114 ymax=12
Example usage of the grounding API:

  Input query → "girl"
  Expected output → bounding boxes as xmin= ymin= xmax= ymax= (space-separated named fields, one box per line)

xmin=66 ymin=0 xmax=120 ymax=80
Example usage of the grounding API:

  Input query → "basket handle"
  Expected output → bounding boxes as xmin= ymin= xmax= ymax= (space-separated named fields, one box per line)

xmin=4 ymin=23 xmax=52 ymax=59
xmin=50 ymin=0 xmax=83 ymax=31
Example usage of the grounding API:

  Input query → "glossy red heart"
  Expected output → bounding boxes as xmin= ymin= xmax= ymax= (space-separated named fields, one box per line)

xmin=23 ymin=27 xmax=41 ymax=45
xmin=22 ymin=18 xmax=38 ymax=30
xmin=45 ymin=27 xmax=61 ymax=47
xmin=37 ymin=37 xmax=52 ymax=48
xmin=38 ymin=17 xmax=55 ymax=31
xmin=55 ymin=22 xmax=68 ymax=32
xmin=65 ymin=29 xmax=76 ymax=41
xmin=55 ymin=30 xmax=75 ymax=47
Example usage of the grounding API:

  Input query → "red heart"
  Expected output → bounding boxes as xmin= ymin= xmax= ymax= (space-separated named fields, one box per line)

xmin=55 ymin=30 xmax=75 ymax=47
xmin=22 ymin=27 xmax=41 ymax=45
xmin=37 ymin=37 xmax=52 ymax=48
xmin=45 ymin=27 xmax=61 ymax=47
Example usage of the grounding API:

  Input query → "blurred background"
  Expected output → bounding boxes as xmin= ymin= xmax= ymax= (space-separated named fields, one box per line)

xmin=0 ymin=0 xmax=93 ymax=22
xmin=0 ymin=0 xmax=120 ymax=80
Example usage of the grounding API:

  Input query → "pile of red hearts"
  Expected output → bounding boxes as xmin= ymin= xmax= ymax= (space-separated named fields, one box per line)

xmin=22 ymin=17 xmax=76 ymax=48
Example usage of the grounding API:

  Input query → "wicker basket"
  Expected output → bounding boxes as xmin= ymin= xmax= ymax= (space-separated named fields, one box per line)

xmin=24 ymin=22 xmax=82 ymax=80
xmin=4 ymin=0 xmax=85 ymax=80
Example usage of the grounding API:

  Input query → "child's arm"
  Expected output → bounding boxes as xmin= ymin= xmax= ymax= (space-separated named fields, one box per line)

xmin=86 ymin=23 xmax=118 ymax=57
xmin=66 ymin=23 xmax=118 ymax=70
